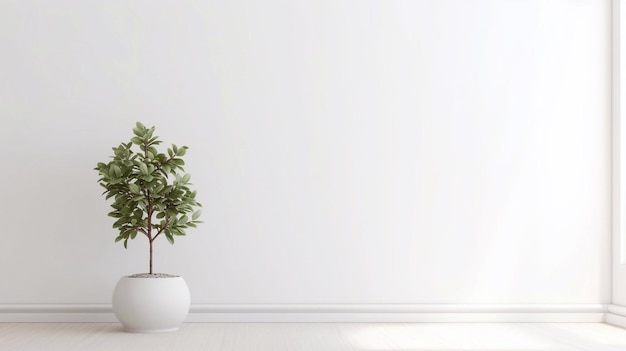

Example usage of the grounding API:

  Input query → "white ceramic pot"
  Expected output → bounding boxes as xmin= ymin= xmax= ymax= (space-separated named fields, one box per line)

xmin=112 ymin=275 xmax=190 ymax=333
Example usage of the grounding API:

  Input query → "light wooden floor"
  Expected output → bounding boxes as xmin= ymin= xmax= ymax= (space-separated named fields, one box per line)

xmin=2 ymin=322 xmax=626 ymax=351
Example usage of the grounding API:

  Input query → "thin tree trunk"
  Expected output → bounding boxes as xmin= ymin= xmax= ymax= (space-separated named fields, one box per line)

xmin=149 ymin=239 xmax=153 ymax=274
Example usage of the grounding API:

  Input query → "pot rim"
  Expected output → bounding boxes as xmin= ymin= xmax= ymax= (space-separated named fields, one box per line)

xmin=123 ymin=273 xmax=182 ymax=279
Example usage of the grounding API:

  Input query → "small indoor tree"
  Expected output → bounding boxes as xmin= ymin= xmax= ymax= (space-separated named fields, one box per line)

xmin=95 ymin=122 xmax=201 ymax=274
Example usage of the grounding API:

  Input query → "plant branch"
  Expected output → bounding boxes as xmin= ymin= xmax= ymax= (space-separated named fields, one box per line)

xmin=132 ymin=226 xmax=148 ymax=235
xmin=152 ymin=217 xmax=173 ymax=242
xmin=154 ymin=154 xmax=176 ymax=175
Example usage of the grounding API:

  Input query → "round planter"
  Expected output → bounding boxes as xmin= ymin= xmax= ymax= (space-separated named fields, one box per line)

xmin=112 ymin=274 xmax=190 ymax=333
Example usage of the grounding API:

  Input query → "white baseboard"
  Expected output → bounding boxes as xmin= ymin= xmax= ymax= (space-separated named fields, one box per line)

xmin=606 ymin=304 xmax=626 ymax=328
xmin=185 ymin=312 xmax=606 ymax=323
xmin=0 ymin=304 xmax=607 ymax=323
xmin=606 ymin=313 xmax=626 ymax=328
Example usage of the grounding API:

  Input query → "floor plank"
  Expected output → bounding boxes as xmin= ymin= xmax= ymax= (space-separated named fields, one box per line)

xmin=1 ymin=322 xmax=626 ymax=351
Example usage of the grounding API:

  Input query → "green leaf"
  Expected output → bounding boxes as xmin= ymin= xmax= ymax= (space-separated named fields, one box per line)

xmin=131 ymin=136 xmax=142 ymax=145
xmin=113 ymin=217 xmax=127 ymax=228
xmin=166 ymin=208 xmax=178 ymax=218
xmin=182 ymin=173 xmax=191 ymax=184
xmin=156 ymin=153 xmax=167 ymax=163
xmin=179 ymin=215 xmax=188 ymax=225
xmin=192 ymin=210 xmax=201 ymax=221
xmin=165 ymin=232 xmax=175 ymax=245
xmin=146 ymin=127 xmax=155 ymax=139
xmin=128 ymin=183 xmax=140 ymax=194
xmin=154 ymin=183 xmax=165 ymax=194
xmin=110 ymin=165 xmax=121 ymax=178
xmin=138 ymin=162 xmax=149 ymax=175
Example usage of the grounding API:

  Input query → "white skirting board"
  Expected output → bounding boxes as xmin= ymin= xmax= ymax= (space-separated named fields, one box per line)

xmin=0 ymin=304 xmax=607 ymax=323
xmin=606 ymin=304 xmax=626 ymax=328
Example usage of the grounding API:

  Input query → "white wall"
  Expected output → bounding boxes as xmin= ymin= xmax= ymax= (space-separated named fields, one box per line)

xmin=0 ymin=0 xmax=611 ymax=309
xmin=614 ymin=0 xmax=626 ymax=308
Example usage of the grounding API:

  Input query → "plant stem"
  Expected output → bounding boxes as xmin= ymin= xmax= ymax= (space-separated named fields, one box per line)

xmin=145 ymin=141 xmax=154 ymax=275
xmin=149 ymin=238 xmax=153 ymax=274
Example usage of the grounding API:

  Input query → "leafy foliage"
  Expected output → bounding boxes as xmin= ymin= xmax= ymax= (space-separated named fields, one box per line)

xmin=95 ymin=122 xmax=202 ymax=272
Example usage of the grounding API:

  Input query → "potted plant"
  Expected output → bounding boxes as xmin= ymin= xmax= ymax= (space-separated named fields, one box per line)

xmin=95 ymin=122 xmax=202 ymax=332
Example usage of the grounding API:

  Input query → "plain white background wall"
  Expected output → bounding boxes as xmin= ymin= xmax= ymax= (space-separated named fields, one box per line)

xmin=0 ymin=0 xmax=612 ymax=306
xmin=614 ymin=0 xmax=626 ymax=307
